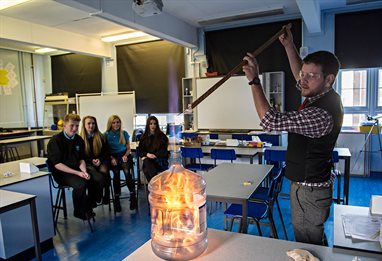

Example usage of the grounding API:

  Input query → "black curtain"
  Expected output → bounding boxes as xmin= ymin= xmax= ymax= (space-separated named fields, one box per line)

xmin=51 ymin=53 xmax=102 ymax=97
xmin=335 ymin=8 xmax=382 ymax=69
xmin=205 ymin=19 xmax=302 ymax=111
xmin=117 ymin=40 xmax=185 ymax=114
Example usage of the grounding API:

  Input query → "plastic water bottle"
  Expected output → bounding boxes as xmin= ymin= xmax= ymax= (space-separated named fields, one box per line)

xmin=149 ymin=164 xmax=208 ymax=260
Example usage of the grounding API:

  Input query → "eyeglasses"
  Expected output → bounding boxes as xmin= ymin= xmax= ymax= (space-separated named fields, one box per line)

xmin=299 ymin=70 xmax=323 ymax=81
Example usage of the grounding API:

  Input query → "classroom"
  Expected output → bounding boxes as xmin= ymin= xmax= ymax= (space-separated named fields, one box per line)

xmin=0 ymin=0 xmax=382 ymax=260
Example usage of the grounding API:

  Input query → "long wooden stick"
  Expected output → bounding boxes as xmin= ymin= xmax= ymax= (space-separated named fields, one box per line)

xmin=188 ymin=23 xmax=292 ymax=111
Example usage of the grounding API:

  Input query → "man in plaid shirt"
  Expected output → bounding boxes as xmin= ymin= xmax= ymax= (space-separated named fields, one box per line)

xmin=243 ymin=26 xmax=343 ymax=246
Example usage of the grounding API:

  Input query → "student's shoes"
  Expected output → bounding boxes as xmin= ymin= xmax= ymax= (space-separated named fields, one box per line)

xmin=114 ymin=197 xmax=122 ymax=212
xmin=74 ymin=210 xmax=96 ymax=220
xmin=130 ymin=193 xmax=137 ymax=210
xmin=102 ymin=194 xmax=110 ymax=205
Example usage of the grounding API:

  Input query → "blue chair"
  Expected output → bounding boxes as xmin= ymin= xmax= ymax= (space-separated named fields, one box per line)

xmin=181 ymin=147 xmax=214 ymax=172
xmin=209 ymin=133 xmax=219 ymax=139
xmin=232 ymin=134 xmax=252 ymax=141
xmin=224 ymin=166 xmax=285 ymax=238
xmin=253 ymin=149 xmax=288 ymax=239
xmin=46 ymin=160 xmax=95 ymax=232
xmin=210 ymin=148 xmax=236 ymax=166
xmin=332 ymin=151 xmax=342 ymax=204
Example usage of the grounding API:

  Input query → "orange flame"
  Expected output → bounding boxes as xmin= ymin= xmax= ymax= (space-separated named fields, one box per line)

xmin=149 ymin=165 xmax=207 ymax=258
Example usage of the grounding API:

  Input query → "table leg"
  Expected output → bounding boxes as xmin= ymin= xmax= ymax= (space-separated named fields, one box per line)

xmin=29 ymin=199 xmax=42 ymax=261
xmin=344 ymin=157 xmax=350 ymax=205
xmin=241 ymin=200 xmax=248 ymax=234
xmin=258 ymin=153 xmax=263 ymax=164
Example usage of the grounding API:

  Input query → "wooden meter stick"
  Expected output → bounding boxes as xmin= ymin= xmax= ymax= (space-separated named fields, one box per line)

xmin=187 ymin=23 xmax=292 ymax=112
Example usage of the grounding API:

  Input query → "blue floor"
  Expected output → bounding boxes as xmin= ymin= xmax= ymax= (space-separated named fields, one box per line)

xmin=36 ymin=172 xmax=382 ymax=261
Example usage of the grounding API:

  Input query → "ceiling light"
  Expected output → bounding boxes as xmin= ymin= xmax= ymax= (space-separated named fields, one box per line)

xmin=101 ymin=31 xmax=150 ymax=42
xmin=0 ymin=0 xmax=31 ymax=11
xmin=35 ymin=48 xmax=58 ymax=54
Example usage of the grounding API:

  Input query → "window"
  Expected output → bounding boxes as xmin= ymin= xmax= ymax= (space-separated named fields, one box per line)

xmin=337 ymin=68 xmax=382 ymax=127
xmin=134 ymin=113 xmax=184 ymax=132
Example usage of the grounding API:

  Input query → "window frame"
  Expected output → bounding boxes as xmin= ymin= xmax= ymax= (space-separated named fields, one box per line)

xmin=336 ymin=67 xmax=382 ymax=128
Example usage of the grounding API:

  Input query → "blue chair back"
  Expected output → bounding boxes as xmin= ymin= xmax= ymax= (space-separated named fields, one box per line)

xmin=332 ymin=150 xmax=339 ymax=163
xmin=180 ymin=147 xmax=214 ymax=172
xmin=266 ymin=165 xmax=285 ymax=200
xmin=209 ymin=134 xmax=219 ymax=139
xmin=210 ymin=148 xmax=236 ymax=165
xmin=232 ymin=134 xmax=252 ymax=141
xmin=264 ymin=149 xmax=286 ymax=176
xmin=264 ymin=149 xmax=286 ymax=163
xmin=181 ymin=147 xmax=203 ymax=159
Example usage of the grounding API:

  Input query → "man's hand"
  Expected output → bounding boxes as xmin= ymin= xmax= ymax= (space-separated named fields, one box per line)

xmin=243 ymin=53 xmax=260 ymax=82
xmin=279 ymin=26 xmax=294 ymax=48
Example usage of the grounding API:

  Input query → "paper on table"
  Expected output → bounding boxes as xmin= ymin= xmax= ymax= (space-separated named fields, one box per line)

xmin=19 ymin=162 xmax=39 ymax=174
xmin=342 ymin=214 xmax=381 ymax=242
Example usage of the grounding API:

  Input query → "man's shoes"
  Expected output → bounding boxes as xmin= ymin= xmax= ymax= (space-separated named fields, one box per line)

xmin=130 ymin=193 xmax=137 ymax=210
xmin=114 ymin=196 xmax=122 ymax=212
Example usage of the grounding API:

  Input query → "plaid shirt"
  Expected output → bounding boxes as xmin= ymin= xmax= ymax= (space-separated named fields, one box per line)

xmin=260 ymin=86 xmax=334 ymax=139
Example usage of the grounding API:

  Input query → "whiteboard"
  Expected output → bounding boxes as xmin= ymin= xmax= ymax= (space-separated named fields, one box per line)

xmin=196 ymin=75 xmax=261 ymax=130
xmin=76 ymin=92 xmax=136 ymax=138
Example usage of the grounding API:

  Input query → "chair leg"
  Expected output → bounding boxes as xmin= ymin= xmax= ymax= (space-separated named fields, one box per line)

xmin=228 ymin=217 xmax=234 ymax=232
xmin=337 ymin=174 xmax=341 ymax=204
xmin=268 ymin=209 xmax=278 ymax=239
xmin=87 ymin=218 xmax=95 ymax=232
xmin=53 ymin=188 xmax=63 ymax=229
xmin=62 ymin=188 xmax=68 ymax=219
xmin=255 ymin=220 xmax=262 ymax=236
xmin=276 ymin=198 xmax=288 ymax=240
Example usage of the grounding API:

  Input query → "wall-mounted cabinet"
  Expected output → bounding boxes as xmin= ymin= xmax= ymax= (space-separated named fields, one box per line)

xmin=43 ymin=94 xmax=76 ymax=129
xmin=182 ymin=78 xmax=196 ymax=130
xmin=262 ymin=71 xmax=285 ymax=112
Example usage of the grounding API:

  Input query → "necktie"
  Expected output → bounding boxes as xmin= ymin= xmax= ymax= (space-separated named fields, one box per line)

xmin=298 ymin=98 xmax=310 ymax=111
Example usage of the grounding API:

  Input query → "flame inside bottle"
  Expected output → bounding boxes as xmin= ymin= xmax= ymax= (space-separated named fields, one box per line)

xmin=149 ymin=164 xmax=208 ymax=260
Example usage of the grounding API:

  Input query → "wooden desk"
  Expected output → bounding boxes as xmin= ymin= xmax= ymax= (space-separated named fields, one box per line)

xmin=334 ymin=205 xmax=382 ymax=254
xmin=204 ymin=163 xmax=273 ymax=233
xmin=258 ymin=146 xmax=352 ymax=205
xmin=0 ymin=190 xmax=41 ymax=261
xmin=0 ymin=135 xmax=51 ymax=162
xmin=0 ymin=158 xmax=54 ymax=259
xmin=124 ymin=228 xmax=382 ymax=261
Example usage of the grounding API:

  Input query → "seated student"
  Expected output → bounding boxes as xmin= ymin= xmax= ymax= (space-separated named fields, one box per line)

xmin=138 ymin=116 xmax=169 ymax=183
xmin=79 ymin=115 xmax=109 ymax=205
xmin=47 ymin=113 xmax=103 ymax=220
xmin=104 ymin=115 xmax=137 ymax=212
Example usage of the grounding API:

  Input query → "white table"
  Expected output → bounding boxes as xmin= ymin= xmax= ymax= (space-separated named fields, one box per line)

xmin=0 ymin=158 xmax=54 ymax=259
xmin=334 ymin=205 xmax=382 ymax=254
xmin=204 ymin=163 xmax=273 ymax=233
xmin=0 ymin=135 xmax=51 ymax=162
xmin=124 ymin=228 xmax=382 ymax=261
xmin=0 ymin=190 xmax=41 ymax=261
xmin=258 ymin=146 xmax=352 ymax=204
